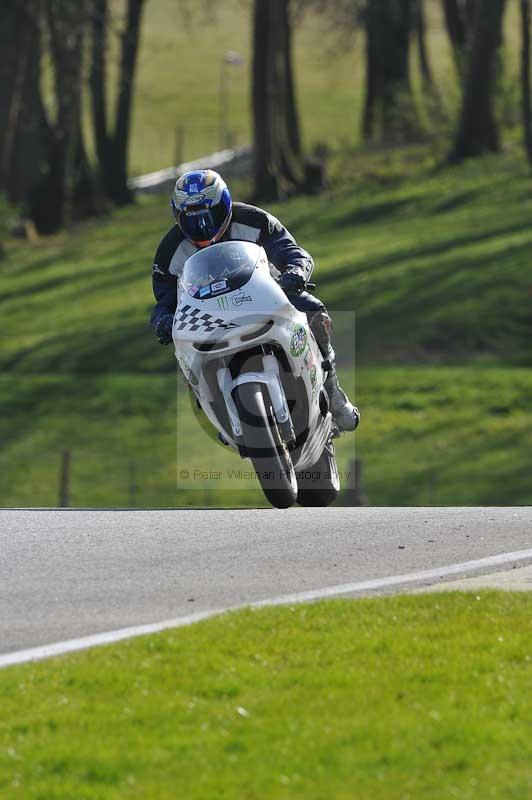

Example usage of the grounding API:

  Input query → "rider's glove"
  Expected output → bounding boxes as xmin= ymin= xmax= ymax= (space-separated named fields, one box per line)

xmin=155 ymin=314 xmax=174 ymax=345
xmin=279 ymin=269 xmax=306 ymax=295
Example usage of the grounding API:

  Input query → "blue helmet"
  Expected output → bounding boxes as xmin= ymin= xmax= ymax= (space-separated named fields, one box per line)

xmin=171 ymin=169 xmax=232 ymax=247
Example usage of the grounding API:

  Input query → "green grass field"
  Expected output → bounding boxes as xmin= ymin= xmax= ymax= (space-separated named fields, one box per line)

xmin=1 ymin=148 xmax=532 ymax=506
xmin=1 ymin=593 xmax=530 ymax=799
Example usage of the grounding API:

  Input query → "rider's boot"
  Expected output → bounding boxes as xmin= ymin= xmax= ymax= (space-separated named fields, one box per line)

xmin=309 ymin=310 xmax=360 ymax=432
xmin=323 ymin=350 xmax=360 ymax=431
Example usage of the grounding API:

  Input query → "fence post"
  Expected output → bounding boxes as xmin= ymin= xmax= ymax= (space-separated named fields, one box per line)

xmin=128 ymin=460 xmax=138 ymax=508
xmin=58 ymin=449 xmax=71 ymax=508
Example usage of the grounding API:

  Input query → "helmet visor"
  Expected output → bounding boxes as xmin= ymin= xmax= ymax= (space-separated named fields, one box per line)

xmin=177 ymin=202 xmax=229 ymax=245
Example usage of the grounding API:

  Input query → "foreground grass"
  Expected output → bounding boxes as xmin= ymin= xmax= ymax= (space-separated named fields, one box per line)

xmin=0 ymin=593 xmax=530 ymax=799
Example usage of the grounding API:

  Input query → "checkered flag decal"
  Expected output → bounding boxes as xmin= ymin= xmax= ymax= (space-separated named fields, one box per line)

xmin=175 ymin=304 xmax=237 ymax=333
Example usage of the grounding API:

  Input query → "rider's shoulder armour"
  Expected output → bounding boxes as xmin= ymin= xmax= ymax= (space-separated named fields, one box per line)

xmin=229 ymin=203 xmax=280 ymax=246
xmin=152 ymin=226 xmax=183 ymax=277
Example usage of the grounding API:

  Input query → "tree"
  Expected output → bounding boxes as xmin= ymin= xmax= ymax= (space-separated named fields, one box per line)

xmin=90 ymin=0 xmax=146 ymax=206
xmin=441 ymin=0 xmax=477 ymax=78
xmin=448 ymin=0 xmax=507 ymax=162
xmin=415 ymin=0 xmax=446 ymax=121
xmin=416 ymin=0 xmax=435 ymax=90
xmin=521 ymin=0 xmax=532 ymax=165
xmin=362 ymin=0 xmax=419 ymax=144
xmin=252 ymin=0 xmax=324 ymax=201
xmin=0 ymin=1 xmax=43 ymax=207
xmin=43 ymin=0 xmax=87 ymax=229
xmin=0 ymin=0 xmax=100 ymax=233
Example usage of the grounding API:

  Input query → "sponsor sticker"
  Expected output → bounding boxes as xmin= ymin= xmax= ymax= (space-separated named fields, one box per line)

xmin=188 ymin=285 xmax=199 ymax=297
xmin=232 ymin=292 xmax=252 ymax=306
xmin=211 ymin=279 xmax=227 ymax=292
xmin=199 ymin=285 xmax=211 ymax=297
xmin=183 ymin=193 xmax=206 ymax=207
xmin=303 ymin=346 xmax=314 ymax=370
xmin=217 ymin=296 xmax=229 ymax=311
xmin=310 ymin=365 xmax=317 ymax=391
xmin=290 ymin=324 xmax=307 ymax=357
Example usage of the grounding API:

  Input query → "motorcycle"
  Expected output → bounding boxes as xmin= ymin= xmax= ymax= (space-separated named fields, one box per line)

xmin=173 ymin=240 xmax=341 ymax=509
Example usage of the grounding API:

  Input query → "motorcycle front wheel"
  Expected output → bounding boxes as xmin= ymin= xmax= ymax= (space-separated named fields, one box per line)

xmin=232 ymin=382 xmax=298 ymax=509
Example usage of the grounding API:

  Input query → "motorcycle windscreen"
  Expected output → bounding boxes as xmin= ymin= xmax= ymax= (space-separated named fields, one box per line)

xmin=180 ymin=241 xmax=259 ymax=300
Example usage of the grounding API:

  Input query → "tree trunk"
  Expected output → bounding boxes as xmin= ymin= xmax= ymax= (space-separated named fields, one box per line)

xmin=0 ymin=1 xmax=43 ymax=206
xmin=441 ymin=0 xmax=468 ymax=76
xmin=416 ymin=0 xmax=434 ymax=88
xmin=28 ymin=0 xmax=102 ymax=232
xmin=281 ymin=2 xmax=301 ymax=159
xmin=416 ymin=0 xmax=446 ymax=122
xmin=362 ymin=0 xmax=418 ymax=144
xmin=89 ymin=0 xmax=145 ymax=206
xmin=441 ymin=0 xmax=480 ymax=78
xmin=362 ymin=2 xmax=379 ymax=140
xmin=31 ymin=0 xmax=86 ymax=231
xmin=90 ymin=0 xmax=111 ymax=187
xmin=108 ymin=0 xmax=145 ymax=205
xmin=521 ymin=0 xmax=532 ymax=164
xmin=252 ymin=0 xmax=277 ymax=199
xmin=449 ymin=0 xmax=507 ymax=162
xmin=252 ymin=0 xmax=314 ymax=201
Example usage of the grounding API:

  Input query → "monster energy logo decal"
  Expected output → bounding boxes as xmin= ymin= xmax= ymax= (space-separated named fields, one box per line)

xmin=217 ymin=296 xmax=229 ymax=311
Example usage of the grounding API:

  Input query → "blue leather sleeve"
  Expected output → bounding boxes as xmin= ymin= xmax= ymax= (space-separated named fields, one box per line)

xmin=231 ymin=204 xmax=314 ymax=280
xmin=259 ymin=216 xmax=314 ymax=281
xmin=150 ymin=272 xmax=177 ymax=330
xmin=149 ymin=226 xmax=181 ymax=330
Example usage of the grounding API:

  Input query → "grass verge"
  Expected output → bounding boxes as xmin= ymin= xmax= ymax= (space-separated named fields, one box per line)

xmin=0 ymin=592 xmax=530 ymax=799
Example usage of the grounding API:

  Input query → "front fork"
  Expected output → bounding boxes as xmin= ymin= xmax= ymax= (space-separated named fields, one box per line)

xmin=216 ymin=353 xmax=296 ymax=448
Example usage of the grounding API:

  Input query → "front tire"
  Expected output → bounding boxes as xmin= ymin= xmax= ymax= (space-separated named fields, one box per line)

xmin=233 ymin=382 xmax=298 ymax=509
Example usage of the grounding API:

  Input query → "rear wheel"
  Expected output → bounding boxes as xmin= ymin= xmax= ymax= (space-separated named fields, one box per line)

xmin=233 ymin=382 xmax=298 ymax=509
xmin=296 ymin=440 xmax=340 ymax=507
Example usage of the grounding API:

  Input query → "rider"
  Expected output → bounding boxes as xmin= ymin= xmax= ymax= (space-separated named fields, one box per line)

xmin=150 ymin=169 xmax=360 ymax=431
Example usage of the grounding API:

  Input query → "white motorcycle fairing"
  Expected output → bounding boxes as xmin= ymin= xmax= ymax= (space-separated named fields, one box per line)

xmin=173 ymin=241 xmax=332 ymax=472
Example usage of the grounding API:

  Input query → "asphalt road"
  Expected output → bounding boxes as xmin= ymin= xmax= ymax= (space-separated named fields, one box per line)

xmin=1 ymin=507 xmax=531 ymax=660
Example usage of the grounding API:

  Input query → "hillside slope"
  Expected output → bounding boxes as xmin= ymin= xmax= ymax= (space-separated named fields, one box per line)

xmin=1 ymin=150 xmax=531 ymax=506
xmin=2 ymin=151 xmax=532 ymax=371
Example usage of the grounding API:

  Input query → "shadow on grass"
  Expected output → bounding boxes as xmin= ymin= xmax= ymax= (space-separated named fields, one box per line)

xmin=1 ymin=320 xmax=174 ymax=374
xmin=318 ymin=230 xmax=532 ymax=361
xmin=320 ymin=220 xmax=532 ymax=290
xmin=0 ymin=255 xmax=150 ymax=309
